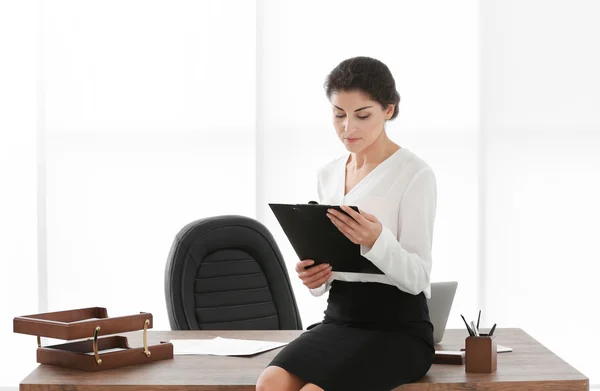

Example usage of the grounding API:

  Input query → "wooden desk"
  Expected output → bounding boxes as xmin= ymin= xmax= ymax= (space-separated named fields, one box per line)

xmin=20 ymin=328 xmax=589 ymax=391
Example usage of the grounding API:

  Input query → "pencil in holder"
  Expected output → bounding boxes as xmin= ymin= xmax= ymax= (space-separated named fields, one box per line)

xmin=465 ymin=335 xmax=497 ymax=373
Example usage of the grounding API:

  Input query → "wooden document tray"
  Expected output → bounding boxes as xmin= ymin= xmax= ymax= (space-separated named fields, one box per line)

xmin=13 ymin=307 xmax=173 ymax=371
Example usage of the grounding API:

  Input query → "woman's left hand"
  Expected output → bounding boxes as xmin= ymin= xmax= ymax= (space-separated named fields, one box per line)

xmin=326 ymin=205 xmax=383 ymax=249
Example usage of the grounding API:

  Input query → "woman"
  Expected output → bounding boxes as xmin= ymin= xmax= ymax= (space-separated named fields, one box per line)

xmin=256 ymin=56 xmax=437 ymax=391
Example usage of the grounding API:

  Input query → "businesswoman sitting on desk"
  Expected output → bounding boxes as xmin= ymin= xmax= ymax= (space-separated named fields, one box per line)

xmin=256 ymin=56 xmax=437 ymax=391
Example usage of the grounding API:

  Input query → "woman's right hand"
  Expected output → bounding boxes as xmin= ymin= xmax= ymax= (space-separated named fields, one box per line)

xmin=295 ymin=259 xmax=332 ymax=289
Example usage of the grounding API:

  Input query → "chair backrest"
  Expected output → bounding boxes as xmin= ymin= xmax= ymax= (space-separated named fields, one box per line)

xmin=426 ymin=281 xmax=458 ymax=344
xmin=164 ymin=215 xmax=302 ymax=331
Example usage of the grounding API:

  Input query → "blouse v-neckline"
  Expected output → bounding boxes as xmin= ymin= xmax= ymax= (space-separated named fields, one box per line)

xmin=340 ymin=147 xmax=405 ymax=201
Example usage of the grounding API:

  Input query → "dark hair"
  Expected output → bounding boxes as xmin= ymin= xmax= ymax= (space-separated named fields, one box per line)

xmin=324 ymin=56 xmax=400 ymax=120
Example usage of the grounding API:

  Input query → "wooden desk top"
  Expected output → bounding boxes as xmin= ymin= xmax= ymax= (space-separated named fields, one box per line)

xmin=20 ymin=328 xmax=589 ymax=391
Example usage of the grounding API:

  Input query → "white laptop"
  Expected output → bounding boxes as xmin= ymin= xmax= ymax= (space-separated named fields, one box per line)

xmin=426 ymin=281 xmax=458 ymax=344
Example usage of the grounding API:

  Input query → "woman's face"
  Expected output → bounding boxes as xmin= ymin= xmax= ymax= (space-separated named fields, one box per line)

xmin=330 ymin=90 xmax=394 ymax=153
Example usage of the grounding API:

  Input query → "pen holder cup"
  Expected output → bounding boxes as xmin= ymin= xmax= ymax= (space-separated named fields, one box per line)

xmin=465 ymin=335 xmax=497 ymax=373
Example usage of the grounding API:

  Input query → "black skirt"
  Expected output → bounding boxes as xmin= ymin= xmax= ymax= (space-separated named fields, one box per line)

xmin=268 ymin=281 xmax=435 ymax=391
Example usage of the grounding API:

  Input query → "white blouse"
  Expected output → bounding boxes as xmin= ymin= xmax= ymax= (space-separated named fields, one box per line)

xmin=309 ymin=147 xmax=437 ymax=299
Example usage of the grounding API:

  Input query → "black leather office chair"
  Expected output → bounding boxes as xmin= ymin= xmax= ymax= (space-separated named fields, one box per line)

xmin=164 ymin=215 xmax=303 ymax=330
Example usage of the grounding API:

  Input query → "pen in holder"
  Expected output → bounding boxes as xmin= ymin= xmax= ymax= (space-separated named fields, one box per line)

xmin=465 ymin=334 xmax=497 ymax=373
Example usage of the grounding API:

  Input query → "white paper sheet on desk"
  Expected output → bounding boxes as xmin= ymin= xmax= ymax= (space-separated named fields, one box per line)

xmin=497 ymin=344 xmax=512 ymax=353
xmin=169 ymin=337 xmax=288 ymax=356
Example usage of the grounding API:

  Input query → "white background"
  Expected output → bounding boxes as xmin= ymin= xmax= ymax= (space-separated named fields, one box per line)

xmin=1 ymin=0 xmax=599 ymax=388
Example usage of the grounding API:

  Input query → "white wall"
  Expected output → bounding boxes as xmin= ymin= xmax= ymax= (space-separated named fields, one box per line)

xmin=42 ymin=0 xmax=256 ymax=325
xmin=481 ymin=0 xmax=600 ymax=381
xmin=0 ymin=0 xmax=41 ymax=385
xmin=1 ymin=0 xmax=598 ymax=388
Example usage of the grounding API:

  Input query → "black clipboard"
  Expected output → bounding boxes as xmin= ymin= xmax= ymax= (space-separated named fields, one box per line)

xmin=268 ymin=203 xmax=384 ymax=274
